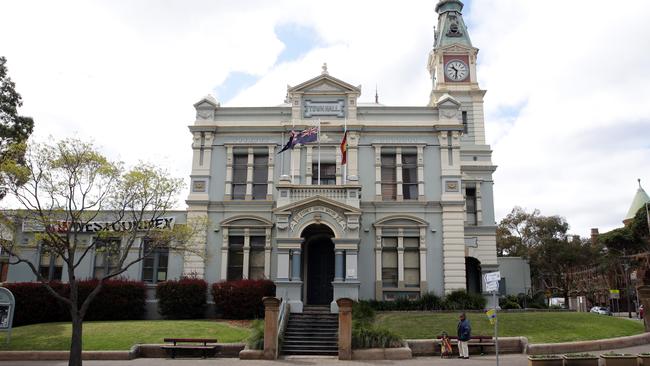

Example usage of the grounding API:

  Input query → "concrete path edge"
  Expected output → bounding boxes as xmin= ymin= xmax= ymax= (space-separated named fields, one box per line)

xmin=527 ymin=333 xmax=650 ymax=355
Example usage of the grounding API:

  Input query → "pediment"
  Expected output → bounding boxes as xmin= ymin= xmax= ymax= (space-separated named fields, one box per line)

xmin=288 ymin=74 xmax=360 ymax=95
xmin=374 ymin=215 xmax=428 ymax=228
xmin=273 ymin=195 xmax=361 ymax=215
xmin=220 ymin=215 xmax=273 ymax=228
xmin=438 ymin=43 xmax=478 ymax=54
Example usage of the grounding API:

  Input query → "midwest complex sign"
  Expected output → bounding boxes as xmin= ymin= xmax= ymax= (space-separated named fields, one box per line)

xmin=23 ymin=217 xmax=176 ymax=233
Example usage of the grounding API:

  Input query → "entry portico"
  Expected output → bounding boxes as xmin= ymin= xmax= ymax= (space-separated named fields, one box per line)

xmin=274 ymin=193 xmax=361 ymax=313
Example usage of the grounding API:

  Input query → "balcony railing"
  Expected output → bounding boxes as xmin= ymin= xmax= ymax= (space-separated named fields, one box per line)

xmin=276 ymin=177 xmax=361 ymax=209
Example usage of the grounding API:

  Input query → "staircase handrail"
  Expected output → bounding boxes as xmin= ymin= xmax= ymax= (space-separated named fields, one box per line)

xmin=278 ymin=298 xmax=290 ymax=340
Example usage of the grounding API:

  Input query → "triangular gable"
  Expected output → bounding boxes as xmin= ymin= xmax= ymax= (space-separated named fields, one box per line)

xmin=288 ymin=74 xmax=360 ymax=95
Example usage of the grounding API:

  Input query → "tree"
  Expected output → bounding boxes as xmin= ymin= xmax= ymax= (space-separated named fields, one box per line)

xmin=0 ymin=138 xmax=202 ymax=366
xmin=0 ymin=56 xmax=34 ymax=200
xmin=496 ymin=207 xmax=601 ymax=303
xmin=496 ymin=206 xmax=569 ymax=257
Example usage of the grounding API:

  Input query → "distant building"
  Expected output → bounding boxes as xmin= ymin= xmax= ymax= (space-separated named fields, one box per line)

xmin=496 ymin=257 xmax=531 ymax=297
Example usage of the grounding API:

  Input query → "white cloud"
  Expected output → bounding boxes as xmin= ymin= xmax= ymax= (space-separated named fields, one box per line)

xmin=1 ymin=0 xmax=648 ymax=236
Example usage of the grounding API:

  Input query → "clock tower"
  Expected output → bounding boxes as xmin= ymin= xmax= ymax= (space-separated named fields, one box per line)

xmin=428 ymin=0 xmax=487 ymax=145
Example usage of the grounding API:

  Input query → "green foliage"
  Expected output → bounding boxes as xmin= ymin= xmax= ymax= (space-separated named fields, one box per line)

xmin=443 ymin=290 xmax=486 ymax=310
xmin=0 ymin=56 xmax=34 ymax=200
xmin=352 ymin=323 xmax=403 ymax=349
xmin=352 ymin=301 xmax=376 ymax=325
xmin=246 ymin=320 xmax=264 ymax=350
xmin=563 ymin=353 xmax=596 ymax=358
xmin=156 ymin=278 xmax=208 ymax=319
xmin=529 ymin=355 xmax=560 ymax=359
xmin=361 ymin=291 xmax=482 ymax=311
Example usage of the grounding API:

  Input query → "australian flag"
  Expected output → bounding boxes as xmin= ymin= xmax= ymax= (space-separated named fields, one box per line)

xmin=278 ymin=127 xmax=319 ymax=154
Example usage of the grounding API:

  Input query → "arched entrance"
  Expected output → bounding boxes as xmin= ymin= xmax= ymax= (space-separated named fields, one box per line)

xmin=466 ymin=257 xmax=482 ymax=294
xmin=301 ymin=224 xmax=335 ymax=305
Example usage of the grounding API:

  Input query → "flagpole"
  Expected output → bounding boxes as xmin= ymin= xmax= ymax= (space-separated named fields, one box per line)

xmin=317 ymin=119 xmax=321 ymax=186
xmin=280 ymin=131 xmax=285 ymax=176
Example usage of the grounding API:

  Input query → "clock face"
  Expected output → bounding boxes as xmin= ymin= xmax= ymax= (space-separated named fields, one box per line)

xmin=445 ymin=60 xmax=469 ymax=81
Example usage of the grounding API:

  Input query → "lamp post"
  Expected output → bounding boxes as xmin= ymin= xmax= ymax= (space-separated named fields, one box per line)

xmin=623 ymin=258 xmax=632 ymax=318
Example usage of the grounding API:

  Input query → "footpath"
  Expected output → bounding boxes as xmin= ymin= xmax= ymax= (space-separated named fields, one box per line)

xmin=0 ymin=344 xmax=649 ymax=366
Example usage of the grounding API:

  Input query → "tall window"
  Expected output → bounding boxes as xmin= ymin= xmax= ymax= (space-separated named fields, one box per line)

xmin=94 ymin=238 xmax=121 ymax=279
xmin=249 ymin=236 xmax=265 ymax=280
xmin=466 ymin=187 xmax=477 ymax=225
xmin=232 ymin=154 xmax=247 ymax=200
xmin=381 ymin=237 xmax=398 ymax=287
xmin=39 ymin=246 xmax=63 ymax=281
xmin=402 ymin=154 xmax=418 ymax=200
xmin=312 ymin=163 xmax=336 ymax=185
xmin=252 ymin=154 xmax=268 ymax=199
xmin=142 ymin=239 xmax=169 ymax=284
xmin=462 ymin=111 xmax=468 ymax=134
xmin=227 ymin=236 xmax=244 ymax=280
xmin=381 ymin=155 xmax=397 ymax=200
xmin=403 ymin=237 xmax=420 ymax=287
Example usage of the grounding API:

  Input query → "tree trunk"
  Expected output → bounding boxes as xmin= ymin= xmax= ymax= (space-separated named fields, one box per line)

xmin=68 ymin=313 xmax=83 ymax=366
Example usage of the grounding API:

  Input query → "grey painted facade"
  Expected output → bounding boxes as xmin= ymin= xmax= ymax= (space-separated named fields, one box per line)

xmin=496 ymin=257 xmax=532 ymax=297
xmin=3 ymin=0 xmax=498 ymax=313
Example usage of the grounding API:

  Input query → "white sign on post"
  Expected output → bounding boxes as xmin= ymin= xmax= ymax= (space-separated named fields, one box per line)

xmin=485 ymin=281 xmax=499 ymax=292
xmin=484 ymin=271 xmax=501 ymax=284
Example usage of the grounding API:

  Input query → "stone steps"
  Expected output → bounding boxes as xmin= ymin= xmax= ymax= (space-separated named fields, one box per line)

xmin=281 ymin=306 xmax=339 ymax=356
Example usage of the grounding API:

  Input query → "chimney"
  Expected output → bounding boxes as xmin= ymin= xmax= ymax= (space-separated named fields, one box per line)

xmin=591 ymin=228 xmax=599 ymax=245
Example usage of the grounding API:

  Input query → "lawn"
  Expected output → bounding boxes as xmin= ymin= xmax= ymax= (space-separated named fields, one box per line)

xmin=0 ymin=320 xmax=251 ymax=351
xmin=375 ymin=312 xmax=644 ymax=343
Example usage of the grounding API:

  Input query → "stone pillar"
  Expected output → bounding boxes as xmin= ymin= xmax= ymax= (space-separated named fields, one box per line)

xmin=335 ymin=249 xmax=345 ymax=281
xmin=291 ymin=249 xmax=301 ymax=281
xmin=337 ymin=298 xmax=353 ymax=360
xmin=263 ymin=297 xmax=280 ymax=360
xmin=638 ymin=285 xmax=650 ymax=332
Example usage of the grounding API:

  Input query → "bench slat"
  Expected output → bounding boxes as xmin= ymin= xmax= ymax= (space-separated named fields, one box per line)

xmin=164 ymin=338 xmax=218 ymax=343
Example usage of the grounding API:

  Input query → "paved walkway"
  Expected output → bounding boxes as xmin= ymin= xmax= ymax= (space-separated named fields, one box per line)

xmin=1 ymin=344 xmax=649 ymax=366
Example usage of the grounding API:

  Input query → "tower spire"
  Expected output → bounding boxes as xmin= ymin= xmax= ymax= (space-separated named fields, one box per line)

xmin=433 ymin=0 xmax=472 ymax=49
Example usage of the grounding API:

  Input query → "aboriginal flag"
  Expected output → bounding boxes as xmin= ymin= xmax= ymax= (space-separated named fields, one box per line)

xmin=340 ymin=130 xmax=348 ymax=165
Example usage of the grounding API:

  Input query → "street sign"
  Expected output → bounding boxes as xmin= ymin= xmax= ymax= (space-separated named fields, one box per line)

xmin=484 ymin=271 xmax=501 ymax=284
xmin=485 ymin=281 xmax=499 ymax=292
xmin=609 ymin=289 xmax=620 ymax=299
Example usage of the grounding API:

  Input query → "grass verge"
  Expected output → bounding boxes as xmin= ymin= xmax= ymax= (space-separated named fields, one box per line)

xmin=0 ymin=320 xmax=251 ymax=351
xmin=375 ymin=312 xmax=644 ymax=343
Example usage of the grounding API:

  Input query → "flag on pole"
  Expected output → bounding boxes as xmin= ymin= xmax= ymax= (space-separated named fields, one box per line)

xmin=278 ymin=130 xmax=297 ymax=154
xmin=295 ymin=126 xmax=319 ymax=145
xmin=340 ymin=130 xmax=348 ymax=165
xmin=486 ymin=309 xmax=496 ymax=325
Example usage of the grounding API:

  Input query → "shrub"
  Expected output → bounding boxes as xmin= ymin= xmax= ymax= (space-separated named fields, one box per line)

xmin=353 ymin=301 xmax=376 ymax=325
xmin=211 ymin=279 xmax=275 ymax=319
xmin=246 ymin=319 xmax=264 ymax=350
xmin=156 ymin=277 xmax=208 ymax=319
xmin=352 ymin=323 xmax=403 ymax=349
xmin=76 ymin=279 xmax=146 ymax=321
xmin=4 ymin=282 xmax=67 ymax=326
xmin=500 ymin=300 xmax=521 ymax=310
xmin=443 ymin=290 xmax=486 ymax=310
xmin=419 ymin=292 xmax=443 ymax=310
xmin=4 ymin=279 xmax=146 ymax=326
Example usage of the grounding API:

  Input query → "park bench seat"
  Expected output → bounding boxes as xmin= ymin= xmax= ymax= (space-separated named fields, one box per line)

xmin=161 ymin=338 xmax=219 ymax=359
xmin=436 ymin=335 xmax=495 ymax=354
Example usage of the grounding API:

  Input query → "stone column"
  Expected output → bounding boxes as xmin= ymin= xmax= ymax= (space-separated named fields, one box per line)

xmin=335 ymin=249 xmax=345 ymax=281
xmin=337 ymin=298 xmax=353 ymax=360
xmin=262 ymin=297 xmax=280 ymax=360
xmin=291 ymin=248 xmax=301 ymax=281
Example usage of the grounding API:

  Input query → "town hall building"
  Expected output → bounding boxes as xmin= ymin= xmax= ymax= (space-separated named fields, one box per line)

xmin=4 ymin=0 xmax=498 ymax=313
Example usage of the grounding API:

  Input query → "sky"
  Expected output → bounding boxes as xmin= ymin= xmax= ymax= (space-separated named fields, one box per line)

xmin=1 ymin=0 xmax=649 ymax=237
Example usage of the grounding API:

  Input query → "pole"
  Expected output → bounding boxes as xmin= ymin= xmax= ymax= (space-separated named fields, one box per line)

xmin=625 ymin=262 xmax=632 ymax=318
xmin=280 ymin=131 xmax=285 ymax=176
xmin=493 ymin=291 xmax=499 ymax=366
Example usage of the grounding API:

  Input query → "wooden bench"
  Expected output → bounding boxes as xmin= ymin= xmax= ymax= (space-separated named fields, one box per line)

xmin=436 ymin=335 xmax=495 ymax=355
xmin=161 ymin=338 xmax=219 ymax=359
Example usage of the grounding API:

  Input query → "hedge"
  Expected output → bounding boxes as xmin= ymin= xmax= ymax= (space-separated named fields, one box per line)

xmin=156 ymin=277 xmax=208 ymax=319
xmin=361 ymin=290 xmax=486 ymax=311
xmin=4 ymin=279 xmax=146 ymax=326
xmin=212 ymin=279 xmax=275 ymax=319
